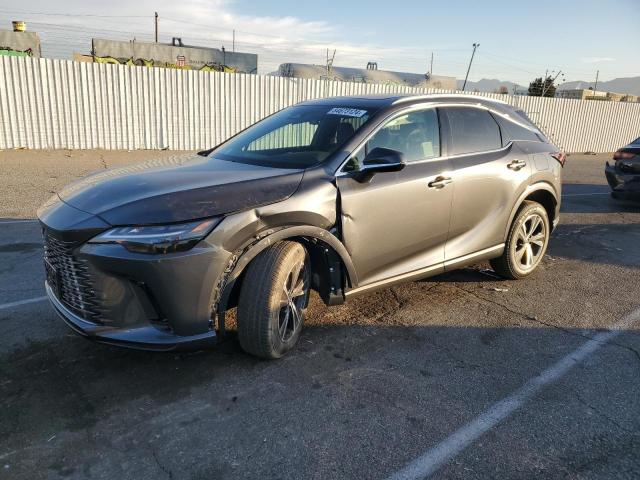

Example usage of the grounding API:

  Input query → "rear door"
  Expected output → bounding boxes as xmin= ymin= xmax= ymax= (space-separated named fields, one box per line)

xmin=337 ymin=107 xmax=454 ymax=287
xmin=441 ymin=106 xmax=532 ymax=261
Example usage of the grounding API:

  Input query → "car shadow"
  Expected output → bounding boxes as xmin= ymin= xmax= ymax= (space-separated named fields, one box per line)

xmin=549 ymin=222 xmax=640 ymax=268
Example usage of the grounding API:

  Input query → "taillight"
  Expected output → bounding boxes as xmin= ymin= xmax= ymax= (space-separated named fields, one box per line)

xmin=551 ymin=152 xmax=566 ymax=167
xmin=613 ymin=150 xmax=635 ymax=160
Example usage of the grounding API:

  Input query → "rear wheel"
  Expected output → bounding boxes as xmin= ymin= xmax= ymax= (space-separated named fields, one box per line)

xmin=237 ymin=241 xmax=310 ymax=359
xmin=490 ymin=201 xmax=550 ymax=279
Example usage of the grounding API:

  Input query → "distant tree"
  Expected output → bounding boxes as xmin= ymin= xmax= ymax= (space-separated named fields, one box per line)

xmin=528 ymin=76 xmax=556 ymax=97
xmin=498 ymin=86 xmax=509 ymax=94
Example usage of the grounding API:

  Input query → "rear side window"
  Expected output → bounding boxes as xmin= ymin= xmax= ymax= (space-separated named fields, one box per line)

xmin=492 ymin=114 xmax=541 ymax=145
xmin=445 ymin=107 xmax=501 ymax=155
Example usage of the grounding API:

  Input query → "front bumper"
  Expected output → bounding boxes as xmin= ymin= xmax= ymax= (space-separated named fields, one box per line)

xmin=42 ymin=224 xmax=234 ymax=351
xmin=605 ymin=162 xmax=640 ymax=196
xmin=47 ymin=282 xmax=217 ymax=351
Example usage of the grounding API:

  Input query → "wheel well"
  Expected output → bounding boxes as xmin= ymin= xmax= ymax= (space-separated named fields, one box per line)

xmin=223 ymin=236 xmax=351 ymax=311
xmin=523 ymin=189 xmax=557 ymax=225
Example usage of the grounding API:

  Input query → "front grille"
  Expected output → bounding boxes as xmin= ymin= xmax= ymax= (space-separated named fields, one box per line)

xmin=44 ymin=232 xmax=102 ymax=323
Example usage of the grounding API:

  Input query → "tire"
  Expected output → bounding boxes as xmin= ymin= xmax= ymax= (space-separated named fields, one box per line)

xmin=611 ymin=191 xmax=621 ymax=200
xmin=490 ymin=201 xmax=550 ymax=280
xmin=237 ymin=241 xmax=310 ymax=359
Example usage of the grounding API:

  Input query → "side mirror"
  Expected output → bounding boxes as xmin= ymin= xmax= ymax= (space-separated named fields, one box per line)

xmin=352 ymin=147 xmax=406 ymax=183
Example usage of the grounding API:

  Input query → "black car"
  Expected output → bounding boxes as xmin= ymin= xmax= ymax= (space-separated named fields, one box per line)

xmin=606 ymin=136 xmax=640 ymax=198
xmin=38 ymin=94 xmax=562 ymax=359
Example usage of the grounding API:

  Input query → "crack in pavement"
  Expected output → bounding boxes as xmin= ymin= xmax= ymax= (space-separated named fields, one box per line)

xmin=574 ymin=392 xmax=635 ymax=435
xmin=452 ymin=285 xmax=640 ymax=366
xmin=152 ymin=449 xmax=174 ymax=479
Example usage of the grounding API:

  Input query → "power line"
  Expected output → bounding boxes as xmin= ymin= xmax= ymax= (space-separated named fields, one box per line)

xmin=0 ymin=9 xmax=147 ymax=18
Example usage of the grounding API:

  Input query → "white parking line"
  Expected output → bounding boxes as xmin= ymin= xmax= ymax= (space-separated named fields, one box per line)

xmin=0 ymin=219 xmax=39 ymax=225
xmin=562 ymin=192 xmax=610 ymax=197
xmin=388 ymin=306 xmax=640 ymax=480
xmin=0 ymin=296 xmax=48 ymax=310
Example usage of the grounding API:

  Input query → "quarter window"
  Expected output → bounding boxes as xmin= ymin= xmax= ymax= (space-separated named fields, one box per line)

xmin=493 ymin=114 xmax=541 ymax=145
xmin=366 ymin=109 xmax=440 ymax=163
xmin=446 ymin=107 xmax=502 ymax=155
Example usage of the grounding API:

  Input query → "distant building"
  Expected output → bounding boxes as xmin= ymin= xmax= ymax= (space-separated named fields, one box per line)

xmin=91 ymin=38 xmax=257 ymax=74
xmin=555 ymin=89 xmax=639 ymax=103
xmin=0 ymin=21 xmax=41 ymax=57
xmin=278 ymin=62 xmax=457 ymax=90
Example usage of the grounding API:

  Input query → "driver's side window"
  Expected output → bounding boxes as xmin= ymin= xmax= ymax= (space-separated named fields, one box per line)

xmin=342 ymin=108 xmax=440 ymax=172
xmin=367 ymin=109 xmax=440 ymax=163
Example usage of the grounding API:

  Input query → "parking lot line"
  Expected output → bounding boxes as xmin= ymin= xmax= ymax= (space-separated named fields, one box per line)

xmin=0 ymin=296 xmax=48 ymax=311
xmin=0 ymin=219 xmax=39 ymax=225
xmin=387 ymin=306 xmax=640 ymax=480
xmin=562 ymin=192 xmax=610 ymax=197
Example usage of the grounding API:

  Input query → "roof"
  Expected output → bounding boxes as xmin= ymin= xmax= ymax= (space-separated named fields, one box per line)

xmin=298 ymin=94 xmax=514 ymax=112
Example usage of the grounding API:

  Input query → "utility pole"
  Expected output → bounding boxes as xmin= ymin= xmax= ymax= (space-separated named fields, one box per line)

xmin=462 ymin=43 xmax=479 ymax=91
xmin=594 ymin=70 xmax=599 ymax=93
xmin=232 ymin=29 xmax=235 ymax=52
xmin=541 ymin=70 xmax=562 ymax=97
xmin=430 ymin=52 xmax=433 ymax=75
xmin=154 ymin=12 xmax=158 ymax=42
xmin=326 ymin=48 xmax=336 ymax=79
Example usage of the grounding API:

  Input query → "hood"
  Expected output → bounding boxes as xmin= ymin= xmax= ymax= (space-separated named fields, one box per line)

xmin=58 ymin=153 xmax=304 ymax=225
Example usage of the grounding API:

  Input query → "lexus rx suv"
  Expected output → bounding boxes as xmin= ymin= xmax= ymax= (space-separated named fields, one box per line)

xmin=38 ymin=94 xmax=563 ymax=359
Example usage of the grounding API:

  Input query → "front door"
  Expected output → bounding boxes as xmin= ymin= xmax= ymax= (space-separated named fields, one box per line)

xmin=337 ymin=108 xmax=454 ymax=287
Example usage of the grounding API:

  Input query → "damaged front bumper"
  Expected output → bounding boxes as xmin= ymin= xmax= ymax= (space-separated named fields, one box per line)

xmin=605 ymin=162 xmax=640 ymax=197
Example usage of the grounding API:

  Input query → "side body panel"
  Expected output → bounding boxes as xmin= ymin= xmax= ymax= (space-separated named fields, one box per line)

xmin=443 ymin=143 xmax=531 ymax=260
xmin=337 ymin=156 xmax=453 ymax=286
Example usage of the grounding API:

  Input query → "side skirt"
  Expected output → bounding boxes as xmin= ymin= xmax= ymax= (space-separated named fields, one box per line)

xmin=344 ymin=244 xmax=504 ymax=300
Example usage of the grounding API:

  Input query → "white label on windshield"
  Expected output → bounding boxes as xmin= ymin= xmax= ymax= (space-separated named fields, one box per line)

xmin=327 ymin=107 xmax=367 ymax=118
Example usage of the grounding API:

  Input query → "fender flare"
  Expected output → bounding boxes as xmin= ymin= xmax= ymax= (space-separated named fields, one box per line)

xmin=504 ymin=182 xmax=559 ymax=240
xmin=216 ymin=225 xmax=357 ymax=316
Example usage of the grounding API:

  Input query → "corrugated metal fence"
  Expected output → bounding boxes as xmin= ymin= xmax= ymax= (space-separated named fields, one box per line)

xmin=1 ymin=56 xmax=640 ymax=152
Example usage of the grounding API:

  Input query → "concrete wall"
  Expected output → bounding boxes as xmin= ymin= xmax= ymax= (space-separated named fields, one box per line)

xmin=92 ymin=39 xmax=257 ymax=73
xmin=1 ymin=56 xmax=640 ymax=152
xmin=0 ymin=30 xmax=40 ymax=57
xmin=278 ymin=63 xmax=456 ymax=89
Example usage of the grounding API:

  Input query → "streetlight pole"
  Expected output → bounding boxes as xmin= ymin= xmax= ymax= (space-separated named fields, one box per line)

xmin=462 ymin=43 xmax=479 ymax=92
xmin=154 ymin=12 xmax=158 ymax=42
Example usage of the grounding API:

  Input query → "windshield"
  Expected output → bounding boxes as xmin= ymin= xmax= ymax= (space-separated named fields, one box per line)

xmin=212 ymin=105 xmax=373 ymax=169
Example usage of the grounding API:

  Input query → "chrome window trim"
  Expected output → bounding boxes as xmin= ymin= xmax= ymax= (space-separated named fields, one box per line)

xmin=335 ymin=102 xmax=519 ymax=176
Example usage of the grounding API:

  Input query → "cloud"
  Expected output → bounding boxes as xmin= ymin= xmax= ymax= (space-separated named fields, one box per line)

xmin=5 ymin=0 xmax=448 ymax=75
xmin=581 ymin=57 xmax=615 ymax=64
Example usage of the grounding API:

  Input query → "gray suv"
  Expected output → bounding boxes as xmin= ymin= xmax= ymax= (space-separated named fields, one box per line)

xmin=38 ymin=94 xmax=563 ymax=358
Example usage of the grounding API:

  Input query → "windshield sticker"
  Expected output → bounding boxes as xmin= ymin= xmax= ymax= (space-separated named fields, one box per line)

xmin=327 ymin=107 xmax=368 ymax=118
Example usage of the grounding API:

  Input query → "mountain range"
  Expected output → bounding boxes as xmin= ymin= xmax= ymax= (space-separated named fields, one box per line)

xmin=456 ymin=76 xmax=640 ymax=96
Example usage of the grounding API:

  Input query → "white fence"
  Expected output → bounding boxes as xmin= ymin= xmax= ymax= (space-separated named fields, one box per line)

xmin=1 ymin=56 xmax=640 ymax=152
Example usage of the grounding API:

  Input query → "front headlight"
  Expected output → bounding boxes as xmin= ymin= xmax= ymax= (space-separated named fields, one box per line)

xmin=88 ymin=218 xmax=221 ymax=254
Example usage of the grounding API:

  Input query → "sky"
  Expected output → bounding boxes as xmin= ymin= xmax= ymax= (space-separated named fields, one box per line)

xmin=1 ymin=0 xmax=638 ymax=86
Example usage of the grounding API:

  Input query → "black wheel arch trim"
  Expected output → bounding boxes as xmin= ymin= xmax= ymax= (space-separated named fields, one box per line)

xmin=215 ymin=226 xmax=357 ymax=324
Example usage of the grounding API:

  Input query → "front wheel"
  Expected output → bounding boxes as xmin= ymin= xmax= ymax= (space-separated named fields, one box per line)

xmin=237 ymin=241 xmax=310 ymax=359
xmin=490 ymin=201 xmax=550 ymax=279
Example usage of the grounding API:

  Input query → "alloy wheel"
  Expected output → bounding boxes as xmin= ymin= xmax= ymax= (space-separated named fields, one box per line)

xmin=277 ymin=261 xmax=309 ymax=342
xmin=514 ymin=213 xmax=547 ymax=271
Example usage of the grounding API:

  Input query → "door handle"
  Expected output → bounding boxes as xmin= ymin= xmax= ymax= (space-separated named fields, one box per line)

xmin=507 ymin=159 xmax=527 ymax=171
xmin=428 ymin=176 xmax=453 ymax=189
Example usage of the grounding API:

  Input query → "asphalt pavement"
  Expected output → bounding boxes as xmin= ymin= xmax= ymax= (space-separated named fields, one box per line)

xmin=0 ymin=152 xmax=639 ymax=479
